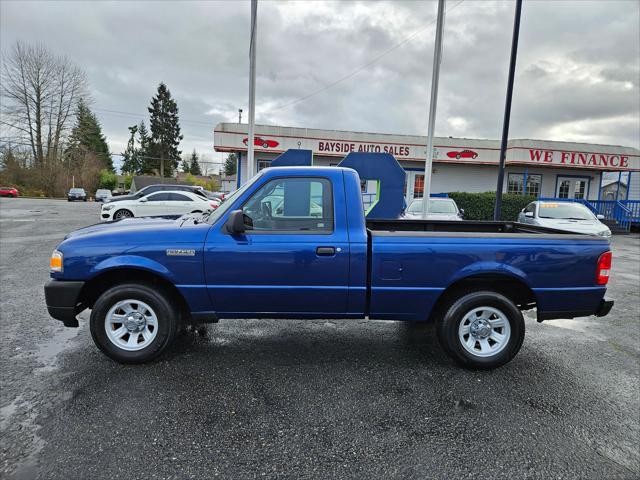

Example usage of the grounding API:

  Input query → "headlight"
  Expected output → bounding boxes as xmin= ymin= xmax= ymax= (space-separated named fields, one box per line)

xmin=598 ymin=229 xmax=612 ymax=238
xmin=50 ymin=249 xmax=63 ymax=272
xmin=103 ymin=204 xmax=114 ymax=211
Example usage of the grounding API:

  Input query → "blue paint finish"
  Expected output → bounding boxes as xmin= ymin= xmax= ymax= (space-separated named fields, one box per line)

xmin=271 ymin=149 xmax=313 ymax=166
xmin=237 ymin=152 xmax=242 ymax=188
xmin=50 ymin=165 xmax=612 ymax=324
xmin=338 ymin=152 xmax=405 ymax=219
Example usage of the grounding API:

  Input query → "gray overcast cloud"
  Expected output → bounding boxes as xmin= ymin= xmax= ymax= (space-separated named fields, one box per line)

xmin=1 ymin=0 xmax=638 ymax=171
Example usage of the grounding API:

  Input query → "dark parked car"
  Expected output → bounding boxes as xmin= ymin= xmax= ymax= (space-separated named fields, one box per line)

xmin=67 ymin=188 xmax=87 ymax=202
xmin=106 ymin=184 xmax=207 ymax=203
xmin=0 ymin=187 xmax=19 ymax=198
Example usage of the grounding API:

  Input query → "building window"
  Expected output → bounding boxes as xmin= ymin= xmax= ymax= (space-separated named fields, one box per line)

xmin=257 ymin=159 xmax=272 ymax=172
xmin=507 ymin=173 xmax=541 ymax=196
xmin=558 ymin=180 xmax=570 ymax=198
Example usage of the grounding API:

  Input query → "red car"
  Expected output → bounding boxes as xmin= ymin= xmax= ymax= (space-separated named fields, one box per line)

xmin=242 ymin=136 xmax=279 ymax=148
xmin=0 ymin=187 xmax=19 ymax=197
xmin=447 ymin=149 xmax=478 ymax=159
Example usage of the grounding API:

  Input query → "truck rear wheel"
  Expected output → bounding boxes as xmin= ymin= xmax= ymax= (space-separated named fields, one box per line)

xmin=436 ymin=291 xmax=524 ymax=369
xmin=90 ymin=283 xmax=179 ymax=364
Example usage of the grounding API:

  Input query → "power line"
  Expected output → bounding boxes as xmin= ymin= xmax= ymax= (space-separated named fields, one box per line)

xmin=1 ymin=142 xmax=223 ymax=166
xmin=92 ymin=107 xmax=215 ymax=128
xmin=267 ymin=0 xmax=465 ymax=113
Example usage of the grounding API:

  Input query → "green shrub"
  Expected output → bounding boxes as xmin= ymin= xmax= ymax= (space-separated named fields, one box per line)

xmin=98 ymin=169 xmax=117 ymax=191
xmin=448 ymin=192 xmax=536 ymax=221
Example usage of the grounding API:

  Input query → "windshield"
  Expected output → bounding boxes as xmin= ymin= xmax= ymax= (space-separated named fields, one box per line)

xmin=96 ymin=189 xmax=110 ymax=195
xmin=538 ymin=202 xmax=595 ymax=220
xmin=204 ymin=173 xmax=263 ymax=225
xmin=407 ymin=199 xmax=457 ymax=214
xmin=70 ymin=188 xmax=84 ymax=193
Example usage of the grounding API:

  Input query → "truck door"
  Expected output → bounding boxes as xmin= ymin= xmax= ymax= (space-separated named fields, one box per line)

xmin=204 ymin=175 xmax=350 ymax=316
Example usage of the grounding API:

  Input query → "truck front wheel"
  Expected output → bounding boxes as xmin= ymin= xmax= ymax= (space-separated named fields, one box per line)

xmin=90 ymin=283 xmax=179 ymax=364
xmin=436 ymin=291 xmax=525 ymax=370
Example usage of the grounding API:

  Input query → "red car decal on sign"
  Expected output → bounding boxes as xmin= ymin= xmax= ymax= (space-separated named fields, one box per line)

xmin=447 ymin=149 xmax=478 ymax=159
xmin=242 ymin=137 xmax=280 ymax=149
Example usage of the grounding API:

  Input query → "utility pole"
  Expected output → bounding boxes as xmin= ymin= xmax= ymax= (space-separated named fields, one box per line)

xmin=421 ymin=0 xmax=445 ymax=219
xmin=247 ymin=0 xmax=258 ymax=182
xmin=238 ymin=108 xmax=243 ymax=124
xmin=494 ymin=0 xmax=523 ymax=220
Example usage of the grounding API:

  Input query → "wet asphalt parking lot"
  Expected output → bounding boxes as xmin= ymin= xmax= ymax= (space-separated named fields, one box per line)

xmin=0 ymin=197 xmax=639 ymax=480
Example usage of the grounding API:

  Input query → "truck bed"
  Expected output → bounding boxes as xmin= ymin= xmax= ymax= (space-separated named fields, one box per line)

xmin=366 ymin=219 xmax=589 ymax=236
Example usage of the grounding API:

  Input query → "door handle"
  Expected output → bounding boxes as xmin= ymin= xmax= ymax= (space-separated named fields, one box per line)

xmin=316 ymin=246 xmax=336 ymax=256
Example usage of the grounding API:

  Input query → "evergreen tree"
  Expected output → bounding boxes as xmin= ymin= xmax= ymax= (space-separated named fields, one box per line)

xmin=147 ymin=83 xmax=183 ymax=177
xmin=66 ymin=100 xmax=113 ymax=171
xmin=189 ymin=149 xmax=202 ymax=176
xmin=223 ymin=153 xmax=237 ymax=176
xmin=180 ymin=156 xmax=191 ymax=174
xmin=137 ymin=122 xmax=154 ymax=174
xmin=120 ymin=124 xmax=140 ymax=175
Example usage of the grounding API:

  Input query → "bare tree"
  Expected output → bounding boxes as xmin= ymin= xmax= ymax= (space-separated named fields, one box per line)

xmin=1 ymin=41 xmax=87 ymax=168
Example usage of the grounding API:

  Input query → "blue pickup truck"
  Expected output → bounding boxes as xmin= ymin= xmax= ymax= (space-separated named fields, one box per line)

xmin=45 ymin=167 xmax=613 ymax=369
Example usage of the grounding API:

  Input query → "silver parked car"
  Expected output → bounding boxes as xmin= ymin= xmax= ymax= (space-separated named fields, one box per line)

xmin=402 ymin=198 xmax=464 ymax=220
xmin=94 ymin=189 xmax=112 ymax=202
xmin=518 ymin=201 xmax=611 ymax=237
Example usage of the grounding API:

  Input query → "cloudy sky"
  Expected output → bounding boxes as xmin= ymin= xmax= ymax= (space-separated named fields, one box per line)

xmin=1 ymin=0 xmax=639 ymax=172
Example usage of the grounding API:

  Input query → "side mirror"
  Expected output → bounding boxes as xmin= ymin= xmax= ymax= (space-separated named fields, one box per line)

xmin=459 ymin=208 xmax=465 ymax=217
xmin=524 ymin=211 xmax=534 ymax=218
xmin=140 ymin=197 xmax=148 ymax=203
xmin=597 ymin=214 xmax=605 ymax=220
xmin=225 ymin=210 xmax=246 ymax=234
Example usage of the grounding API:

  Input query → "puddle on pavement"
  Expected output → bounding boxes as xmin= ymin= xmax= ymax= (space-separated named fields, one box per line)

xmin=0 ymin=395 xmax=23 ymax=431
xmin=544 ymin=318 xmax=607 ymax=341
xmin=34 ymin=317 xmax=86 ymax=372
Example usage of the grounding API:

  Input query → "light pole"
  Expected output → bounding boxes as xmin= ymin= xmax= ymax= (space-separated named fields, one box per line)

xmin=421 ymin=0 xmax=446 ymax=219
xmin=247 ymin=0 xmax=258 ymax=182
xmin=238 ymin=108 xmax=243 ymax=124
xmin=494 ymin=0 xmax=523 ymax=220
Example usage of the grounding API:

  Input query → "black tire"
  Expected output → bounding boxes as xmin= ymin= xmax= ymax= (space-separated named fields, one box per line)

xmin=436 ymin=291 xmax=525 ymax=370
xmin=114 ymin=209 xmax=133 ymax=220
xmin=90 ymin=283 xmax=179 ymax=364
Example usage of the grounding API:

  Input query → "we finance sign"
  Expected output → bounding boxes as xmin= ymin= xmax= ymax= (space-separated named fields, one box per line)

xmin=526 ymin=148 xmax=631 ymax=169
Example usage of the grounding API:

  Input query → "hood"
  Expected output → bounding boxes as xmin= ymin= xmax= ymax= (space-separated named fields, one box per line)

xmin=536 ymin=218 xmax=609 ymax=235
xmin=403 ymin=212 xmax=461 ymax=221
xmin=106 ymin=194 xmax=136 ymax=203
xmin=61 ymin=215 xmax=211 ymax=246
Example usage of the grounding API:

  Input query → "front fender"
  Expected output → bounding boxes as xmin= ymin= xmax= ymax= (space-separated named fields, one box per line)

xmin=90 ymin=255 xmax=173 ymax=281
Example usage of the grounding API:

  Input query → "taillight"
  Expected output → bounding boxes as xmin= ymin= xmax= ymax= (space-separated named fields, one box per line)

xmin=596 ymin=251 xmax=612 ymax=285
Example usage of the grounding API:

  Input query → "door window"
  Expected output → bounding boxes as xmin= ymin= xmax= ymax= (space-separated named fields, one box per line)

xmin=558 ymin=180 xmax=570 ymax=199
xmin=169 ymin=193 xmax=193 ymax=201
xmin=242 ymin=177 xmax=333 ymax=232
xmin=413 ymin=174 xmax=424 ymax=199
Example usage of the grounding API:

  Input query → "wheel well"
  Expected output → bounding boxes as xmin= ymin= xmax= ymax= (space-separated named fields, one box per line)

xmin=429 ymin=274 xmax=536 ymax=321
xmin=78 ymin=268 xmax=191 ymax=319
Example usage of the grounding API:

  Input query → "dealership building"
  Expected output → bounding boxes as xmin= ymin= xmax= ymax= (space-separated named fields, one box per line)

xmin=213 ymin=123 xmax=640 ymax=207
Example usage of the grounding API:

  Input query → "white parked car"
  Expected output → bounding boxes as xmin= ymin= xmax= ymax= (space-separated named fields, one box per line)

xmin=517 ymin=201 xmax=611 ymax=238
xmin=100 ymin=190 xmax=216 ymax=222
xmin=402 ymin=198 xmax=464 ymax=220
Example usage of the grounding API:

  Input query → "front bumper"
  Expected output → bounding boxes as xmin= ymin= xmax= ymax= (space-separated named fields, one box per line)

xmin=44 ymin=280 xmax=85 ymax=327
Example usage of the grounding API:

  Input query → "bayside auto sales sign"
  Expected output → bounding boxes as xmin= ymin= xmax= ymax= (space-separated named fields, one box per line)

xmin=318 ymin=141 xmax=411 ymax=157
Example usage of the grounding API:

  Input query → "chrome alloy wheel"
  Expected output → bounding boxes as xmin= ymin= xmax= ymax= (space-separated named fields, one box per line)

xmin=458 ymin=306 xmax=511 ymax=358
xmin=114 ymin=209 xmax=132 ymax=220
xmin=105 ymin=299 xmax=158 ymax=351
